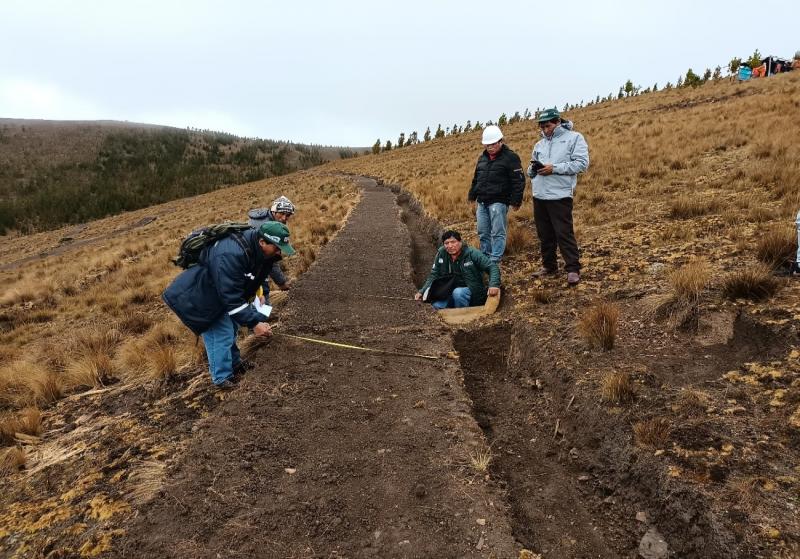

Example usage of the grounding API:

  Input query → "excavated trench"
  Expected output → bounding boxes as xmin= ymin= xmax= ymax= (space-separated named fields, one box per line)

xmin=396 ymin=187 xmax=612 ymax=556
xmin=398 ymin=184 xmax=762 ymax=558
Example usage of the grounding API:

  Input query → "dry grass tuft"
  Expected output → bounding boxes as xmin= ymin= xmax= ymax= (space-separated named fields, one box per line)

xmin=670 ymin=258 xmax=711 ymax=304
xmin=670 ymin=196 xmax=720 ymax=219
xmin=649 ymin=259 xmax=711 ymax=328
xmin=18 ymin=407 xmax=42 ymax=437
xmin=722 ymin=266 xmax=781 ymax=301
xmin=469 ymin=445 xmax=493 ymax=474
xmin=578 ymin=300 xmax=620 ymax=350
xmin=633 ymin=417 xmax=671 ymax=448
xmin=117 ymin=313 xmax=154 ymax=335
xmin=62 ymin=327 xmax=123 ymax=388
xmin=0 ymin=446 xmax=26 ymax=475
xmin=65 ymin=354 xmax=114 ymax=389
xmin=147 ymin=345 xmax=178 ymax=380
xmin=675 ymin=389 xmax=710 ymax=416
xmin=29 ymin=370 xmax=64 ymax=407
xmin=755 ymin=228 xmax=796 ymax=269
xmin=0 ymin=407 xmax=42 ymax=446
xmin=0 ymin=361 xmax=63 ymax=409
xmin=505 ymin=223 xmax=536 ymax=255
xmin=531 ymin=288 xmax=553 ymax=304
xmin=601 ymin=372 xmax=635 ymax=404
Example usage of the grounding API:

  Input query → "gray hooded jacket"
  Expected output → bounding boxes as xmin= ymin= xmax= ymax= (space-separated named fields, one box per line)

xmin=527 ymin=120 xmax=590 ymax=200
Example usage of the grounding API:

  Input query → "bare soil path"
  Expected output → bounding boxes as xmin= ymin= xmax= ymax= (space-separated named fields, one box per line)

xmin=111 ymin=179 xmax=520 ymax=558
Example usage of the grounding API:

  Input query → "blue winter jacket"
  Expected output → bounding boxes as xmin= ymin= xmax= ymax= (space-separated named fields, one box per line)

xmin=163 ymin=229 xmax=278 ymax=335
xmin=527 ymin=120 xmax=590 ymax=200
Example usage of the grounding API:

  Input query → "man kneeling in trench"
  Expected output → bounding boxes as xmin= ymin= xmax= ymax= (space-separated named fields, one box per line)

xmin=415 ymin=230 xmax=501 ymax=309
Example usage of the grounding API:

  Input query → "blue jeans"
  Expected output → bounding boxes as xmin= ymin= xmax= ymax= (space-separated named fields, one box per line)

xmin=432 ymin=287 xmax=472 ymax=309
xmin=201 ymin=313 xmax=241 ymax=385
xmin=476 ymin=202 xmax=508 ymax=262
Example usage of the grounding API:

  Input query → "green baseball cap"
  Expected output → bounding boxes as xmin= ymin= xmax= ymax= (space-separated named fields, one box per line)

xmin=258 ymin=221 xmax=295 ymax=256
xmin=536 ymin=107 xmax=561 ymax=123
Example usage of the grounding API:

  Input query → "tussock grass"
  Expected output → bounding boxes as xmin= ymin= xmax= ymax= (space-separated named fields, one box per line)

xmin=755 ymin=228 xmax=796 ymax=269
xmin=505 ymin=223 xmax=535 ymax=255
xmin=633 ymin=417 xmax=671 ymax=448
xmin=0 ymin=407 xmax=42 ymax=446
xmin=649 ymin=258 xmax=711 ymax=329
xmin=722 ymin=265 xmax=781 ymax=301
xmin=115 ymin=320 xmax=194 ymax=380
xmin=147 ymin=344 xmax=178 ymax=380
xmin=578 ymin=300 xmax=619 ymax=350
xmin=670 ymin=196 xmax=720 ymax=219
xmin=0 ymin=361 xmax=63 ymax=409
xmin=600 ymin=372 xmax=635 ymax=404
xmin=675 ymin=389 xmax=710 ymax=416
xmin=0 ymin=446 xmax=26 ymax=475
xmin=63 ymin=328 xmax=123 ymax=388
xmin=116 ymin=313 xmax=153 ymax=335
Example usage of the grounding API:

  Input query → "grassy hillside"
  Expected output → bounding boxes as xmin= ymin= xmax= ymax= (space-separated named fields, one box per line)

xmin=0 ymin=119 xmax=362 ymax=234
xmin=2 ymin=73 xmax=800 ymax=557
xmin=328 ymin=72 xmax=800 ymax=555
xmin=0 ymin=170 xmax=358 ymax=407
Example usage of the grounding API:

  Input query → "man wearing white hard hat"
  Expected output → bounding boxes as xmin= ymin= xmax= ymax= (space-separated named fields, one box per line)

xmin=247 ymin=196 xmax=296 ymax=303
xmin=467 ymin=125 xmax=525 ymax=263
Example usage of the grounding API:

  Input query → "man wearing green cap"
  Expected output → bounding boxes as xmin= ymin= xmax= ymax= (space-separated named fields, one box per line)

xmin=527 ymin=107 xmax=590 ymax=286
xmin=163 ymin=221 xmax=295 ymax=389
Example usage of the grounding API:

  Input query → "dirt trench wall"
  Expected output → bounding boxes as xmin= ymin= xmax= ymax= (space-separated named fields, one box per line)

xmin=456 ymin=319 xmax=746 ymax=558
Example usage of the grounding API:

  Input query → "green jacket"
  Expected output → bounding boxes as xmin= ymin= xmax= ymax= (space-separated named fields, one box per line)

xmin=419 ymin=245 xmax=501 ymax=306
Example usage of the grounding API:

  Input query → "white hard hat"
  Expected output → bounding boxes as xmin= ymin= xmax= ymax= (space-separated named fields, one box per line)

xmin=270 ymin=196 xmax=296 ymax=215
xmin=481 ymin=125 xmax=503 ymax=145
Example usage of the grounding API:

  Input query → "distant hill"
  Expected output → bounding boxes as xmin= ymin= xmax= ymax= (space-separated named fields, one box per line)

xmin=0 ymin=119 xmax=364 ymax=234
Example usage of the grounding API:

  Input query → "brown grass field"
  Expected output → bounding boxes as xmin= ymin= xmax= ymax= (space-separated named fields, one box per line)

xmin=1 ymin=71 xmax=800 ymax=557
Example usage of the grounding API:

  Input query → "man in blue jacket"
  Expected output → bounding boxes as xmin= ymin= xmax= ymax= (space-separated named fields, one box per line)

xmin=528 ymin=107 xmax=590 ymax=286
xmin=163 ymin=221 xmax=295 ymax=389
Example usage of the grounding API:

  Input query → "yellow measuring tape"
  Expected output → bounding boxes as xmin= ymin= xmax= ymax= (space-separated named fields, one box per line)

xmin=275 ymin=332 xmax=440 ymax=360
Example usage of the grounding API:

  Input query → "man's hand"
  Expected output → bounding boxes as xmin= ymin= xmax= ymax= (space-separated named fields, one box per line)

xmin=253 ymin=322 xmax=272 ymax=337
xmin=488 ymin=287 xmax=500 ymax=297
xmin=414 ymin=292 xmax=423 ymax=301
xmin=538 ymin=163 xmax=554 ymax=176
xmin=258 ymin=295 xmax=266 ymax=305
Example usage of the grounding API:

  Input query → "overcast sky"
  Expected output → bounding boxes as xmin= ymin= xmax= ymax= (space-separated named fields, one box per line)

xmin=1 ymin=0 xmax=797 ymax=146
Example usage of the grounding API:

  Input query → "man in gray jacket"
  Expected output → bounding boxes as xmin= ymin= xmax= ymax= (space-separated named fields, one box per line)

xmin=527 ymin=107 xmax=590 ymax=286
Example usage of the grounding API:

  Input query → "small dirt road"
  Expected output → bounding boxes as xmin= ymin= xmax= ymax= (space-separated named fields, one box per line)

xmin=111 ymin=179 xmax=520 ymax=557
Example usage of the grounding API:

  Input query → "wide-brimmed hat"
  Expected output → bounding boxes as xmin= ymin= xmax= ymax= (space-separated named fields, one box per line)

xmin=536 ymin=107 xmax=561 ymax=123
xmin=258 ymin=221 xmax=295 ymax=256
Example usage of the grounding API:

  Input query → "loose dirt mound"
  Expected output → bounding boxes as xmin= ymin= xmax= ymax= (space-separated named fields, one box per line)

xmin=110 ymin=180 xmax=520 ymax=557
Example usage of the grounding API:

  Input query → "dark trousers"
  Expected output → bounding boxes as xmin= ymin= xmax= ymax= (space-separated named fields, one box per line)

xmin=533 ymin=197 xmax=581 ymax=273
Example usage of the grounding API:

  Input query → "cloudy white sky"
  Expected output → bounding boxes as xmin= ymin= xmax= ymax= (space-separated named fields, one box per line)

xmin=1 ymin=0 xmax=797 ymax=146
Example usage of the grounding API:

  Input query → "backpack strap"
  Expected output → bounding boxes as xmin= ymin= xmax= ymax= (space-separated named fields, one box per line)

xmin=230 ymin=231 xmax=254 ymax=268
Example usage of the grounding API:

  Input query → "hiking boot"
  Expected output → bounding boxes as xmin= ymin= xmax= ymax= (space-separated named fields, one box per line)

xmin=532 ymin=266 xmax=558 ymax=278
xmin=567 ymin=272 xmax=581 ymax=286
xmin=213 ymin=378 xmax=239 ymax=391
xmin=233 ymin=359 xmax=255 ymax=376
